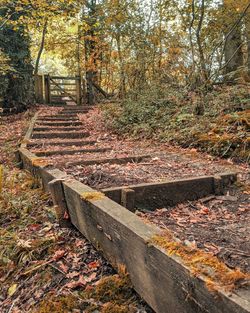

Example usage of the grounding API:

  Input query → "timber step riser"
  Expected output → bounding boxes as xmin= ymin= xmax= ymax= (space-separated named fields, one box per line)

xmin=33 ymin=127 xmax=84 ymax=132
xmin=35 ymin=122 xmax=83 ymax=127
xmin=27 ymin=140 xmax=96 ymax=148
xmin=34 ymin=147 xmax=111 ymax=157
xmin=32 ymin=132 xmax=90 ymax=139
xmin=64 ymin=155 xmax=151 ymax=167
xmin=60 ymin=106 xmax=93 ymax=110
xmin=103 ymin=173 xmax=237 ymax=211
xmin=37 ymin=116 xmax=79 ymax=122
xmin=60 ymin=110 xmax=89 ymax=114
xmin=36 ymin=118 xmax=78 ymax=121
xmin=41 ymin=115 xmax=79 ymax=119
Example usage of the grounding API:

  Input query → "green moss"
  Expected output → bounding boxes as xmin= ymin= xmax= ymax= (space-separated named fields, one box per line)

xmin=35 ymin=295 xmax=78 ymax=313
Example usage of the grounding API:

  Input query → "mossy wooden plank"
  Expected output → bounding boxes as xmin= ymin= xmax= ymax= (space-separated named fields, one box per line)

xmin=62 ymin=179 xmax=250 ymax=313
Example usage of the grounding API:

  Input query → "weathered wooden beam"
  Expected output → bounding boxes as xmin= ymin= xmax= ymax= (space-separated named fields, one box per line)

xmin=41 ymin=114 xmax=78 ymax=118
xmin=36 ymin=116 xmax=78 ymax=121
xmin=61 ymin=105 xmax=93 ymax=111
xmin=76 ymin=76 xmax=82 ymax=105
xmin=103 ymin=173 xmax=237 ymax=210
xmin=27 ymin=140 xmax=96 ymax=148
xmin=44 ymin=75 xmax=51 ymax=104
xmin=121 ymin=188 xmax=135 ymax=212
xmin=59 ymin=110 xmax=89 ymax=114
xmin=20 ymin=113 xmax=39 ymax=149
xmin=32 ymin=131 xmax=90 ymax=139
xmin=33 ymin=126 xmax=83 ymax=132
xmin=61 ymin=179 xmax=250 ymax=313
xmin=64 ymin=155 xmax=151 ymax=167
xmin=48 ymin=178 xmax=72 ymax=228
xmin=34 ymin=75 xmax=44 ymax=103
xmin=35 ymin=147 xmax=111 ymax=157
xmin=35 ymin=121 xmax=83 ymax=127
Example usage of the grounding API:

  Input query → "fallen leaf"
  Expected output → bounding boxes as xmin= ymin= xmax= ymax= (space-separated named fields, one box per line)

xmin=58 ymin=262 xmax=69 ymax=273
xmin=65 ymin=275 xmax=86 ymax=289
xmin=63 ymin=211 xmax=69 ymax=220
xmin=66 ymin=271 xmax=79 ymax=279
xmin=8 ymin=284 xmax=17 ymax=297
xmin=28 ymin=224 xmax=41 ymax=231
xmin=88 ymin=261 xmax=100 ymax=269
xmin=52 ymin=250 xmax=66 ymax=261
xmin=85 ymin=272 xmax=97 ymax=282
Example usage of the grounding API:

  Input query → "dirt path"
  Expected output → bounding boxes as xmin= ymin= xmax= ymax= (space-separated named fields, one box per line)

xmin=26 ymin=106 xmax=250 ymax=275
xmin=2 ymin=105 xmax=249 ymax=312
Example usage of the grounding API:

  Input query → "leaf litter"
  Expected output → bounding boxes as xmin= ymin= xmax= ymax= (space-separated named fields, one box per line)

xmin=0 ymin=109 xmax=152 ymax=313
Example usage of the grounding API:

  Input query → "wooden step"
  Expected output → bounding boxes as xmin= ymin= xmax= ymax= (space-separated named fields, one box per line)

xmin=33 ymin=126 xmax=83 ymax=132
xmin=28 ymin=140 xmax=96 ymax=148
xmin=37 ymin=117 xmax=78 ymax=121
xmin=64 ymin=155 xmax=151 ymax=167
xmin=32 ymin=131 xmax=90 ymax=139
xmin=60 ymin=110 xmax=89 ymax=114
xmin=34 ymin=147 xmax=111 ymax=157
xmin=36 ymin=121 xmax=82 ymax=127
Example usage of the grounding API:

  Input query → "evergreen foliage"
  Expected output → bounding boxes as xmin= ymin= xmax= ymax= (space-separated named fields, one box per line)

xmin=0 ymin=5 xmax=34 ymax=114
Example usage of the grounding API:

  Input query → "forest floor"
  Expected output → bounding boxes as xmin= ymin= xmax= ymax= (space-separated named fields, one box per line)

xmin=0 ymin=103 xmax=249 ymax=312
xmin=0 ymin=111 xmax=152 ymax=313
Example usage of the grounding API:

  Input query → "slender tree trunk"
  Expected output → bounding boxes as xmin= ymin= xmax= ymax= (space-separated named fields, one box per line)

xmin=189 ymin=0 xmax=196 ymax=74
xmin=116 ymin=33 xmax=126 ymax=98
xmin=84 ymin=0 xmax=97 ymax=105
xmin=224 ymin=25 xmax=243 ymax=77
xmin=196 ymin=0 xmax=208 ymax=82
xmin=158 ymin=0 xmax=163 ymax=72
xmin=245 ymin=15 xmax=250 ymax=78
xmin=34 ymin=18 xmax=48 ymax=75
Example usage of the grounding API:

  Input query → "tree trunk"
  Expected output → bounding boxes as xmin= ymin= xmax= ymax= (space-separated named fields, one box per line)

xmin=84 ymin=0 xmax=98 ymax=105
xmin=196 ymin=0 xmax=208 ymax=82
xmin=224 ymin=25 xmax=243 ymax=77
xmin=246 ymin=15 xmax=250 ymax=78
xmin=34 ymin=18 xmax=48 ymax=75
xmin=116 ymin=33 xmax=126 ymax=98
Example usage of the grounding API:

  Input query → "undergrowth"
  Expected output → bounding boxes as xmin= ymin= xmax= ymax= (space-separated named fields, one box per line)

xmin=103 ymin=84 xmax=250 ymax=162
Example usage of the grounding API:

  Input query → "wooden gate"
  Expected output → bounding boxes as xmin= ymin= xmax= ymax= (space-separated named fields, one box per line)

xmin=44 ymin=75 xmax=82 ymax=105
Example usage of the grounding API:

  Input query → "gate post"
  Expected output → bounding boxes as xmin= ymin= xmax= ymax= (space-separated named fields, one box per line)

xmin=44 ymin=75 xmax=51 ymax=104
xmin=34 ymin=75 xmax=44 ymax=103
xmin=76 ymin=76 xmax=82 ymax=106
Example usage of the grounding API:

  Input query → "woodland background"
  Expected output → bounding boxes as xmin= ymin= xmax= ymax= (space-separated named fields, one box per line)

xmin=0 ymin=0 xmax=249 ymax=161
